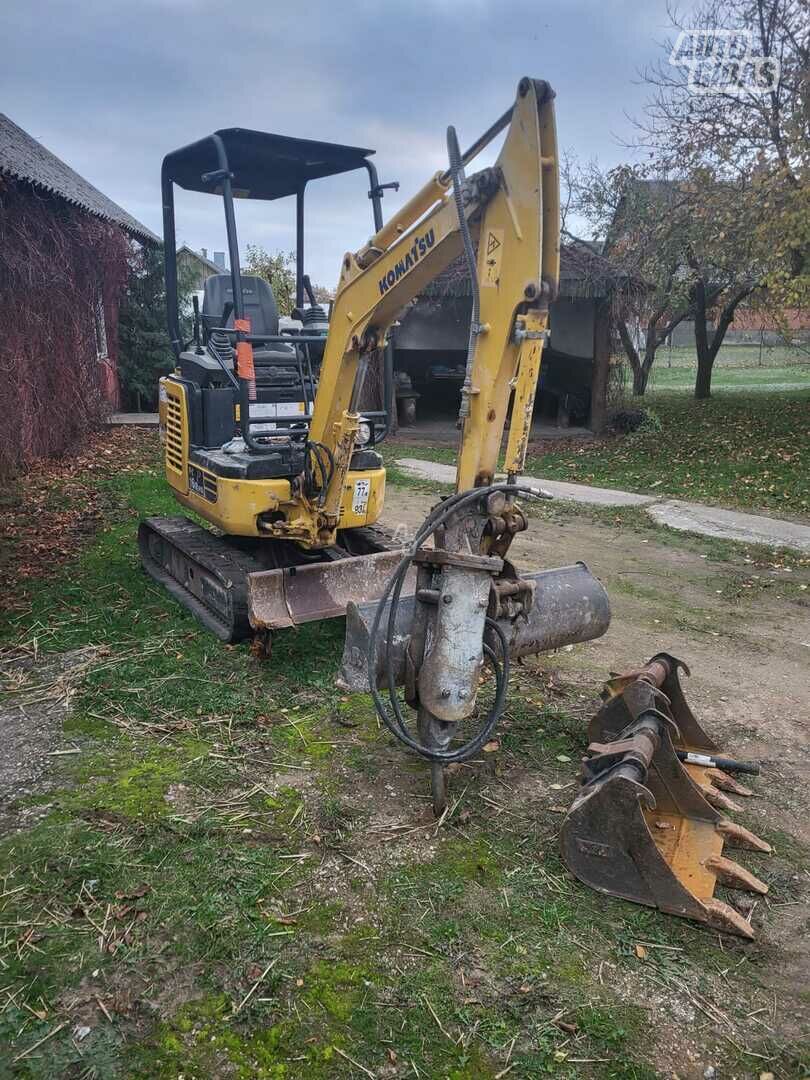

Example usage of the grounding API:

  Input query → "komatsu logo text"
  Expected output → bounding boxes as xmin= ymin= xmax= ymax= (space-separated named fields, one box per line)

xmin=378 ymin=229 xmax=435 ymax=295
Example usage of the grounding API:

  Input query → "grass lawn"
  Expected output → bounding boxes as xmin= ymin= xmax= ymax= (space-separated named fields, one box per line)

xmin=531 ymin=391 xmax=810 ymax=518
xmin=388 ymin=390 xmax=810 ymax=520
xmin=649 ymin=363 xmax=810 ymax=391
xmin=0 ymin=430 xmax=807 ymax=1078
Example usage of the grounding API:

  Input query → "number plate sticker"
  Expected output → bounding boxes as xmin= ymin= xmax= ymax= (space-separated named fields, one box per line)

xmin=352 ymin=478 xmax=371 ymax=516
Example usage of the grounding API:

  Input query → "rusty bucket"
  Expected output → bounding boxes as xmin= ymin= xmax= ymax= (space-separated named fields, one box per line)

xmin=561 ymin=658 xmax=771 ymax=939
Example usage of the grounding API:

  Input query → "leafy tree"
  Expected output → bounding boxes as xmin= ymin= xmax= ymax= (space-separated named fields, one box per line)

xmin=636 ymin=0 xmax=809 ymax=395
xmin=680 ymin=171 xmax=761 ymax=397
xmin=242 ymin=245 xmax=334 ymax=314
xmin=311 ymin=282 xmax=335 ymax=305
xmin=243 ymin=246 xmax=297 ymax=315
xmin=575 ymin=144 xmax=775 ymax=399
xmin=574 ymin=163 xmax=696 ymax=395
xmin=117 ymin=244 xmax=172 ymax=411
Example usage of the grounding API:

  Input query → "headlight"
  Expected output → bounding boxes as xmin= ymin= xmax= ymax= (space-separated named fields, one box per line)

xmin=356 ymin=419 xmax=373 ymax=447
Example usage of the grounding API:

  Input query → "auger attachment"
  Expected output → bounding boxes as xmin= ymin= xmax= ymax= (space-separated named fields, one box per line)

xmin=561 ymin=655 xmax=771 ymax=939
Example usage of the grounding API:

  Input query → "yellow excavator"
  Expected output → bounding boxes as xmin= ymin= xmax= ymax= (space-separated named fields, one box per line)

xmin=142 ymin=78 xmax=771 ymax=938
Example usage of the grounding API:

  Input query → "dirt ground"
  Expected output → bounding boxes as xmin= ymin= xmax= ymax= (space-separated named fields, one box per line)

xmin=0 ymin=647 xmax=100 ymax=833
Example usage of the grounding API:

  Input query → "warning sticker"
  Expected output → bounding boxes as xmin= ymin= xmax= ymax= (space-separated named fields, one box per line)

xmin=482 ymin=228 xmax=504 ymax=286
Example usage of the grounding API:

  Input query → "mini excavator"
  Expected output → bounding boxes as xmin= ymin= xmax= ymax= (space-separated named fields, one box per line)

xmin=142 ymin=78 xmax=771 ymax=938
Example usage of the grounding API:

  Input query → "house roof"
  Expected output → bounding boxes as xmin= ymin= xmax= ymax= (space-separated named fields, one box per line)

xmin=176 ymin=245 xmax=223 ymax=276
xmin=421 ymin=239 xmax=636 ymax=302
xmin=0 ymin=114 xmax=159 ymax=245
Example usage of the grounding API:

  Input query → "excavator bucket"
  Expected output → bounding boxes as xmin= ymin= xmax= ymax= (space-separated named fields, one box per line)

xmin=589 ymin=653 xmax=762 ymax=813
xmin=337 ymin=562 xmax=611 ymax=692
xmin=139 ymin=517 xmax=409 ymax=643
xmin=561 ymin=656 xmax=771 ymax=939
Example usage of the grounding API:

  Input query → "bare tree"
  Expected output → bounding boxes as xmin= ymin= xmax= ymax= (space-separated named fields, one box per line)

xmin=573 ymin=162 xmax=695 ymax=395
xmin=636 ymin=0 xmax=809 ymax=375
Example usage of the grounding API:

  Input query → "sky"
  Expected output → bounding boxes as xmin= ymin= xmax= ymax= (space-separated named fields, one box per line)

xmin=1 ymin=0 xmax=687 ymax=289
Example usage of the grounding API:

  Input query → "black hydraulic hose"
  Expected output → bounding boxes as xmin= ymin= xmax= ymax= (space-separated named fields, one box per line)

xmin=675 ymin=750 xmax=761 ymax=776
xmin=304 ymin=440 xmax=334 ymax=504
xmin=447 ymin=125 xmax=480 ymax=422
xmin=366 ymin=483 xmax=550 ymax=763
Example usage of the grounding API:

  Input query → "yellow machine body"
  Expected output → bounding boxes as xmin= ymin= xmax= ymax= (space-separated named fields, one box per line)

xmin=158 ymin=377 xmax=385 ymax=537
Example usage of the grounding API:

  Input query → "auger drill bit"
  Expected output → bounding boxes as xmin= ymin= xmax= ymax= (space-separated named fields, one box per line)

xmin=561 ymin=659 xmax=771 ymax=939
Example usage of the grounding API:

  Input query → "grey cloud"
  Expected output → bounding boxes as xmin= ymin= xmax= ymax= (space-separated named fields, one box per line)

xmin=1 ymin=0 xmax=683 ymax=288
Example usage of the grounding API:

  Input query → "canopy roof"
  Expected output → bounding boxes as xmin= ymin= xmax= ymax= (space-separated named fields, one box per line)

xmin=162 ymin=128 xmax=374 ymax=201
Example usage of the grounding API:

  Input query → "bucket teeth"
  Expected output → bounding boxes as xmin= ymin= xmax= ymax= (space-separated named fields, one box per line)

xmin=682 ymin=763 xmax=749 ymax=808
xmin=703 ymin=898 xmax=755 ymax=940
xmin=700 ymin=785 xmax=744 ymax=813
xmin=705 ymin=854 xmax=768 ymax=895
xmin=705 ymin=767 xmax=753 ymax=797
xmin=717 ymin=819 xmax=772 ymax=853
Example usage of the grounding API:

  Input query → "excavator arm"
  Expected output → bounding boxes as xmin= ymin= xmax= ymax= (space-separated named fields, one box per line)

xmin=262 ymin=77 xmax=560 ymax=545
xmin=320 ymin=79 xmax=611 ymax=813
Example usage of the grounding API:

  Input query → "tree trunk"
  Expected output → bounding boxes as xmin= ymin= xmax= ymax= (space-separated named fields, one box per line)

xmin=620 ymin=306 xmax=691 ymax=398
xmin=633 ymin=364 xmax=651 ymax=395
xmin=694 ymin=352 xmax=713 ymax=399
xmin=692 ymin=274 xmax=713 ymax=399
xmin=693 ymin=279 xmax=754 ymax=400
xmin=617 ymin=319 xmax=646 ymax=396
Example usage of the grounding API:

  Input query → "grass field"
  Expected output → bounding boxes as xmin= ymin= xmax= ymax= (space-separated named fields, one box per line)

xmin=648 ymin=363 xmax=810 ymax=391
xmin=1 ymin=429 xmax=808 ymax=1078
xmin=533 ymin=390 xmax=810 ymax=518
xmin=643 ymin=345 xmax=810 ymax=392
xmin=390 ymin=390 xmax=810 ymax=520
xmin=654 ymin=344 xmax=809 ymax=368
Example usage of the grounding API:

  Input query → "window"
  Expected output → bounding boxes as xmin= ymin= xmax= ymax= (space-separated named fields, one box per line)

xmin=94 ymin=291 xmax=108 ymax=360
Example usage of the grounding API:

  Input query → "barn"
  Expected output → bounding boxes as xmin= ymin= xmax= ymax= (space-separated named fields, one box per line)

xmin=0 ymin=114 xmax=158 ymax=474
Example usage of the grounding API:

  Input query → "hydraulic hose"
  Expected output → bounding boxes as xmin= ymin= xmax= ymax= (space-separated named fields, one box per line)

xmin=446 ymin=126 xmax=481 ymax=422
xmin=366 ymin=483 xmax=550 ymax=763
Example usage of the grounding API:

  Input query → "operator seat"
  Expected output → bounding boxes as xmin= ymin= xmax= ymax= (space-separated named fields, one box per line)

xmin=195 ymin=273 xmax=306 ymax=397
xmin=177 ymin=273 xmax=315 ymax=460
xmin=202 ymin=274 xmax=295 ymax=362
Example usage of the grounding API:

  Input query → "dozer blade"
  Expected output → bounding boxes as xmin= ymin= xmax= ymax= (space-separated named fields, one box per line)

xmin=248 ymin=550 xmax=414 ymax=631
xmin=139 ymin=515 xmax=411 ymax=642
xmin=337 ymin=561 xmax=611 ymax=692
xmin=561 ymin=669 xmax=770 ymax=939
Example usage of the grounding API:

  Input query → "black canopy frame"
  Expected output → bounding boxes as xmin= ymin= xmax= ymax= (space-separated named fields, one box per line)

xmin=161 ymin=127 xmax=396 ymax=358
xmin=161 ymin=127 xmax=400 ymax=449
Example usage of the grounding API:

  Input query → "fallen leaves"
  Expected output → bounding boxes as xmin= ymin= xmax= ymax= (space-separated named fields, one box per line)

xmin=113 ymin=883 xmax=151 ymax=901
xmin=0 ymin=426 xmax=160 ymax=598
xmin=526 ymin=392 xmax=810 ymax=519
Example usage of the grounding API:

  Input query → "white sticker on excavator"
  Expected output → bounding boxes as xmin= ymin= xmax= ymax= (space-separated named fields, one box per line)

xmin=352 ymin=478 xmax=371 ymax=516
xmin=251 ymin=401 xmax=307 ymax=433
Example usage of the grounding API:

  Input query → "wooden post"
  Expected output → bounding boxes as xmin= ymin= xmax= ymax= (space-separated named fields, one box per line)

xmin=589 ymin=297 xmax=610 ymax=434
